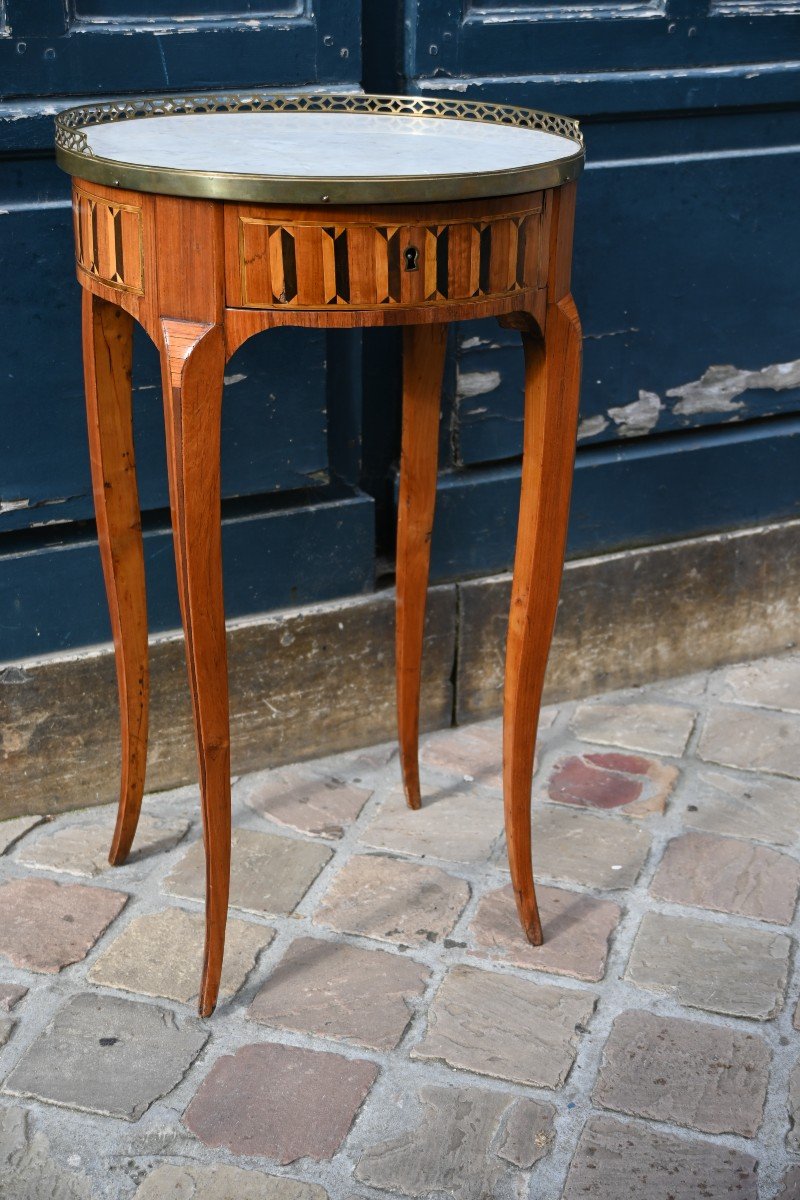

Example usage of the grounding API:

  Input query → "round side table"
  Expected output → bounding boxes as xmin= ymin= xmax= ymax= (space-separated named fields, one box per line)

xmin=56 ymin=93 xmax=584 ymax=1016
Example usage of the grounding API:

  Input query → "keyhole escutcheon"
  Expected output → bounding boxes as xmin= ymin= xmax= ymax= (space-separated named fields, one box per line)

xmin=404 ymin=245 xmax=419 ymax=271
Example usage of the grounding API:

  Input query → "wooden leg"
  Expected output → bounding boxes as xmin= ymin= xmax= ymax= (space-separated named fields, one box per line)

xmin=396 ymin=323 xmax=448 ymax=810
xmin=160 ymin=318 xmax=230 ymax=1017
xmin=82 ymin=290 xmax=148 ymax=867
xmin=503 ymin=296 xmax=582 ymax=944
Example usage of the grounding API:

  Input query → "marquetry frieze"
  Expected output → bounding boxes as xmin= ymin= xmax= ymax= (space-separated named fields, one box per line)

xmin=73 ymin=186 xmax=144 ymax=296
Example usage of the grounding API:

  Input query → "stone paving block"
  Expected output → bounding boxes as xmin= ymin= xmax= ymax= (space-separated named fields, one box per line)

xmin=0 ymin=982 xmax=27 ymax=1010
xmin=16 ymin=812 xmax=190 ymax=877
xmin=0 ymin=1106 xmax=95 ymax=1200
xmin=421 ymin=720 xmax=504 ymax=788
xmin=89 ymin=907 xmax=273 ymax=1004
xmin=571 ymin=700 xmax=696 ymax=757
xmin=789 ymin=1058 xmax=800 ymax=1153
xmin=249 ymin=936 xmax=428 ymax=1050
xmin=0 ymin=877 xmax=127 ymax=973
xmin=721 ymin=656 xmax=800 ymax=713
xmin=469 ymin=883 xmax=620 ymax=982
xmin=134 ymin=1163 xmax=329 ymax=1199
xmin=493 ymin=804 xmax=651 ymax=890
xmin=625 ymin=911 xmax=790 ymax=1020
xmin=651 ymin=831 xmax=800 ymax=924
xmin=3 ymin=993 xmax=208 ymax=1120
xmin=239 ymin=764 xmax=372 ymax=839
xmin=684 ymin=769 xmax=800 ymax=847
xmin=359 ymin=784 xmax=504 ymax=863
xmin=354 ymin=1084 xmax=555 ymax=1200
xmin=593 ymin=1009 xmax=770 ymax=1136
xmin=314 ymin=853 xmax=469 ymax=946
xmin=545 ymin=750 xmax=677 ymax=818
xmin=183 ymin=1042 xmax=378 ymax=1163
xmin=562 ymin=1114 xmax=758 ymax=1200
xmin=699 ymin=705 xmax=800 ymax=778
xmin=411 ymin=963 xmax=596 ymax=1088
xmin=164 ymin=828 xmax=331 ymax=916
xmin=0 ymin=814 xmax=43 ymax=855
xmin=777 ymin=1165 xmax=800 ymax=1199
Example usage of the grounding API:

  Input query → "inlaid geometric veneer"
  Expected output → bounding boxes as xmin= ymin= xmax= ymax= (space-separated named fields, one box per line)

xmin=73 ymin=186 xmax=144 ymax=296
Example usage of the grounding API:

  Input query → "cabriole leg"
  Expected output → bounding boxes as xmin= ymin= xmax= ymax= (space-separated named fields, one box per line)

xmin=160 ymin=317 xmax=230 ymax=1017
xmin=82 ymin=289 xmax=149 ymax=867
xmin=395 ymin=323 xmax=448 ymax=810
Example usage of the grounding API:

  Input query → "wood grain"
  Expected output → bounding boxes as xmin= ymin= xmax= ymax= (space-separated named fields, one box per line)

xmin=160 ymin=317 xmax=230 ymax=1017
xmin=82 ymin=290 xmax=149 ymax=867
xmin=396 ymin=323 xmax=448 ymax=809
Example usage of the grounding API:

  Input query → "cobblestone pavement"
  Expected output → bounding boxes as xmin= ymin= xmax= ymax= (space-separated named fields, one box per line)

xmin=1 ymin=653 xmax=799 ymax=1199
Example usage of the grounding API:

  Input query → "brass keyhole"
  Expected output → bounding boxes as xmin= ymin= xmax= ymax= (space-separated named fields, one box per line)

xmin=404 ymin=245 xmax=419 ymax=272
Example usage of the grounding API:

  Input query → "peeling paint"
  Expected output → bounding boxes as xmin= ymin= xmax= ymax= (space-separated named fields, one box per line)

xmin=223 ymin=372 xmax=248 ymax=385
xmin=457 ymin=370 xmax=502 ymax=399
xmin=607 ymin=390 xmax=663 ymax=438
xmin=0 ymin=494 xmax=83 ymax=518
xmin=667 ymin=359 xmax=800 ymax=416
xmin=585 ymin=327 xmax=639 ymax=341
xmin=460 ymin=335 xmax=500 ymax=351
xmin=578 ymin=415 xmax=610 ymax=440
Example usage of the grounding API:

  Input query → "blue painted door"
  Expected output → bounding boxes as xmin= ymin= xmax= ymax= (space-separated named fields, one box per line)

xmin=0 ymin=1 xmax=372 ymax=658
xmin=393 ymin=0 xmax=800 ymax=579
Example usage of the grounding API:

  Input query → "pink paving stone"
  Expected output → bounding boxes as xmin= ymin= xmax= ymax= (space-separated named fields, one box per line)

xmin=240 ymin=764 xmax=373 ymax=839
xmin=469 ymin=884 xmax=621 ymax=982
xmin=183 ymin=1043 xmax=378 ymax=1163
xmin=546 ymin=751 xmax=678 ymax=818
xmin=0 ymin=877 xmax=127 ymax=972
xmin=650 ymin=831 xmax=800 ymax=925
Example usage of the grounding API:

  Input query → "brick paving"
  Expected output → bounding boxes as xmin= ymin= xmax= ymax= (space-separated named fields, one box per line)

xmin=0 ymin=653 xmax=798 ymax=1197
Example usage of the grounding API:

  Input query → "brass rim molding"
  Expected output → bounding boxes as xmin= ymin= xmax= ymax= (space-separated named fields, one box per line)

xmin=55 ymin=91 xmax=584 ymax=205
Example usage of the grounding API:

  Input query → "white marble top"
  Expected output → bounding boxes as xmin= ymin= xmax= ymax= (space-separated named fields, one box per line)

xmin=85 ymin=112 xmax=576 ymax=179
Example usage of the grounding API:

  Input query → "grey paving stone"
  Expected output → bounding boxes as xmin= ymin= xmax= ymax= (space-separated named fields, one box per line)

xmin=562 ymin=1114 xmax=758 ymax=1200
xmin=358 ymin=784 xmax=504 ymax=864
xmin=249 ymin=936 xmax=428 ymax=1050
xmin=133 ymin=1163 xmax=329 ymax=1199
xmin=650 ymin=831 xmax=800 ymax=924
xmin=16 ymin=812 xmax=190 ymax=877
xmin=354 ymin=1084 xmax=555 ymax=1200
xmin=411 ymin=963 xmax=596 ymax=1088
xmin=239 ymin=764 xmax=372 ymax=839
xmin=0 ymin=1016 xmax=12 ymax=1045
xmin=89 ymin=907 xmax=273 ymax=1003
xmin=314 ymin=853 xmax=469 ymax=946
xmin=699 ymin=705 xmax=800 ymax=778
xmin=0 ymin=815 xmax=44 ymax=855
xmin=183 ymin=1042 xmax=378 ymax=1163
xmin=421 ymin=719 xmax=503 ymax=789
xmin=721 ymin=656 xmax=800 ymax=713
xmin=0 ymin=877 xmax=127 ymax=973
xmin=3 ymin=993 xmax=208 ymax=1120
xmin=0 ymin=1106 xmax=95 ymax=1200
xmin=493 ymin=804 xmax=651 ymax=890
xmin=625 ymin=911 xmax=790 ymax=1020
xmin=0 ymin=982 xmax=27 ymax=1010
xmin=571 ymin=700 xmax=697 ymax=757
xmin=164 ymin=828 xmax=331 ymax=916
xmin=469 ymin=883 xmax=620 ymax=982
xmin=789 ymin=1058 xmax=800 ymax=1153
xmin=593 ymin=1009 xmax=770 ymax=1137
xmin=684 ymin=769 xmax=800 ymax=847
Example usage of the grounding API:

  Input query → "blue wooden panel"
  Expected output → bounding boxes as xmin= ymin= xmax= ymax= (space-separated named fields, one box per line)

xmin=0 ymin=0 xmax=358 ymax=97
xmin=425 ymin=418 xmax=800 ymax=581
xmin=0 ymin=485 xmax=374 ymax=660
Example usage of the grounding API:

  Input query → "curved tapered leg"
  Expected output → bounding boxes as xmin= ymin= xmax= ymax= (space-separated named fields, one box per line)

xmin=503 ymin=295 xmax=582 ymax=944
xmin=396 ymin=323 xmax=448 ymax=810
xmin=82 ymin=290 xmax=149 ymax=867
xmin=160 ymin=318 xmax=230 ymax=1017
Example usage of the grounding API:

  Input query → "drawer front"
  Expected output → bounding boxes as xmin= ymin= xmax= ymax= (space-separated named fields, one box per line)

xmin=73 ymin=184 xmax=144 ymax=296
xmin=227 ymin=196 xmax=547 ymax=311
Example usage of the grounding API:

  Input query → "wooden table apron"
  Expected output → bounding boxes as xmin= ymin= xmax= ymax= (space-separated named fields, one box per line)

xmin=71 ymin=175 xmax=582 ymax=1016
